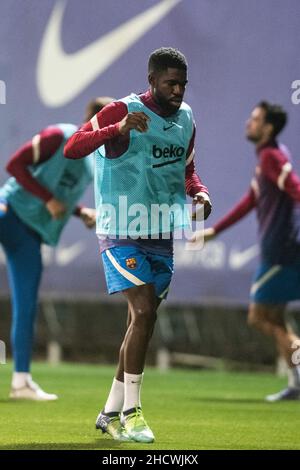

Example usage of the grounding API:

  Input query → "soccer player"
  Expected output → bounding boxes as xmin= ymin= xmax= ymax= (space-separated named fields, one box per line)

xmin=0 ymin=97 xmax=112 ymax=401
xmin=64 ymin=47 xmax=212 ymax=442
xmin=191 ymin=101 xmax=300 ymax=402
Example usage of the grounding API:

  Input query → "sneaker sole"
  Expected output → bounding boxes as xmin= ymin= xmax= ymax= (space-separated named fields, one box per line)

xmin=96 ymin=422 xmax=133 ymax=442
xmin=127 ymin=431 xmax=155 ymax=443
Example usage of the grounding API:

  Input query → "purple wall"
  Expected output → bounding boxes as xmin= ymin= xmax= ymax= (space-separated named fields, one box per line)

xmin=0 ymin=0 xmax=299 ymax=304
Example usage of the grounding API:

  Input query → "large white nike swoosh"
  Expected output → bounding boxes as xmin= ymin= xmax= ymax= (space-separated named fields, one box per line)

xmin=228 ymin=244 xmax=259 ymax=270
xmin=37 ymin=0 xmax=181 ymax=107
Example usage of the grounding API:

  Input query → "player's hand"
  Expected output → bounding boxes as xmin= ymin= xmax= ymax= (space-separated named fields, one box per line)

xmin=118 ymin=112 xmax=150 ymax=135
xmin=79 ymin=207 xmax=96 ymax=229
xmin=46 ymin=198 xmax=67 ymax=219
xmin=189 ymin=227 xmax=216 ymax=244
xmin=203 ymin=227 xmax=216 ymax=242
xmin=192 ymin=193 xmax=212 ymax=220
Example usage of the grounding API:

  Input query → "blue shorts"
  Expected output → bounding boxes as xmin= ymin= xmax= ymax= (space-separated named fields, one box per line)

xmin=250 ymin=262 xmax=300 ymax=303
xmin=101 ymin=246 xmax=174 ymax=299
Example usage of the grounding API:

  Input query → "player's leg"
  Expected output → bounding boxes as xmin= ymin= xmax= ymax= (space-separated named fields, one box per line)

xmin=123 ymin=284 xmax=157 ymax=374
xmin=115 ymin=305 xmax=132 ymax=382
xmin=119 ymin=283 xmax=157 ymax=443
xmin=96 ymin=300 xmax=150 ymax=442
xmin=248 ymin=303 xmax=297 ymax=363
xmin=98 ymin=306 xmax=132 ymax=425
xmin=248 ymin=303 xmax=300 ymax=401
xmin=96 ymin=286 xmax=157 ymax=442
xmin=250 ymin=262 xmax=300 ymax=400
xmin=0 ymin=205 xmax=57 ymax=400
xmin=100 ymin=292 xmax=162 ymax=420
xmin=120 ymin=254 xmax=172 ymax=442
xmin=96 ymin=246 xmax=155 ymax=441
xmin=115 ymin=294 xmax=162 ymax=379
xmin=96 ymin=247 xmax=172 ymax=441
xmin=120 ymin=255 xmax=170 ymax=410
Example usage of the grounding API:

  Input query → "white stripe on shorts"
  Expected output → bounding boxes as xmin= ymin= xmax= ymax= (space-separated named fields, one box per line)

xmin=105 ymin=250 xmax=145 ymax=286
xmin=159 ymin=286 xmax=170 ymax=299
xmin=250 ymin=265 xmax=282 ymax=296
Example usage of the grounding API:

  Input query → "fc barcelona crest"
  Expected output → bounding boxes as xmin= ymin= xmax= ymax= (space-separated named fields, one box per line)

xmin=126 ymin=258 xmax=137 ymax=269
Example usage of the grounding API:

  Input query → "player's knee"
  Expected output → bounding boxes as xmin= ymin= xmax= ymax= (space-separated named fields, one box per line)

xmin=248 ymin=309 xmax=263 ymax=330
xmin=133 ymin=307 xmax=157 ymax=330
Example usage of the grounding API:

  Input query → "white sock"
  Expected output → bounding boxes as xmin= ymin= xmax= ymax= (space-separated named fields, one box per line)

xmin=104 ymin=378 xmax=124 ymax=413
xmin=288 ymin=365 xmax=300 ymax=389
xmin=123 ymin=372 xmax=143 ymax=412
xmin=12 ymin=372 xmax=31 ymax=389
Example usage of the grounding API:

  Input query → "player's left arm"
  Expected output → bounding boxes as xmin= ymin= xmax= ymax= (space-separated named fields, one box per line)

xmin=260 ymin=148 xmax=300 ymax=201
xmin=185 ymin=125 xmax=212 ymax=220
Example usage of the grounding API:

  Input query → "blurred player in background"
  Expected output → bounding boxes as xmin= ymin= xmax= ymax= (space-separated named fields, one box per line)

xmin=0 ymin=97 xmax=112 ymax=401
xmin=191 ymin=101 xmax=300 ymax=401
xmin=65 ymin=47 xmax=212 ymax=442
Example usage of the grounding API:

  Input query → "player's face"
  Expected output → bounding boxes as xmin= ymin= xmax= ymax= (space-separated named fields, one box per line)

xmin=150 ymin=68 xmax=188 ymax=114
xmin=246 ymin=107 xmax=267 ymax=143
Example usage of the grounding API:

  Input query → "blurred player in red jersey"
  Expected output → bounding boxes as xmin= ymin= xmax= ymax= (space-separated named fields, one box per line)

xmin=191 ymin=101 xmax=300 ymax=401
xmin=0 ymin=97 xmax=112 ymax=400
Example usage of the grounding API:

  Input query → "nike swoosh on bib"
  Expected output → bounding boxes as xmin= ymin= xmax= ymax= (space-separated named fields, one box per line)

xmin=37 ymin=0 xmax=181 ymax=107
xmin=163 ymin=123 xmax=175 ymax=130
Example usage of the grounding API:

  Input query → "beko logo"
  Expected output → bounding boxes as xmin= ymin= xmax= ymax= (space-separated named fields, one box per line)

xmin=152 ymin=145 xmax=184 ymax=168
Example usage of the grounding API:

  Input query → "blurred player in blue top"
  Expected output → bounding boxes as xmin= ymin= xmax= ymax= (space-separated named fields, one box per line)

xmin=0 ymin=98 xmax=112 ymax=400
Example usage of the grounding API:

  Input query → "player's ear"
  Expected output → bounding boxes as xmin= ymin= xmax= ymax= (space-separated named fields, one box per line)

xmin=265 ymin=122 xmax=274 ymax=139
xmin=148 ymin=72 xmax=155 ymax=86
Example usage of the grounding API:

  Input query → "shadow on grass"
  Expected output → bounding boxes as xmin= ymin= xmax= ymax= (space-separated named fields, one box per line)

xmin=0 ymin=399 xmax=59 ymax=404
xmin=0 ymin=439 xmax=134 ymax=450
xmin=191 ymin=396 xmax=265 ymax=404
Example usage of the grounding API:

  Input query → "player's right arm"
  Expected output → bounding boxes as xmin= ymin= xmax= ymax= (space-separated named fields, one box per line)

xmin=191 ymin=187 xmax=256 ymax=243
xmin=6 ymin=128 xmax=67 ymax=219
xmin=64 ymin=101 xmax=150 ymax=159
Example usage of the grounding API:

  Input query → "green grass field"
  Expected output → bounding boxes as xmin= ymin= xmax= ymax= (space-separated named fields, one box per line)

xmin=0 ymin=362 xmax=299 ymax=450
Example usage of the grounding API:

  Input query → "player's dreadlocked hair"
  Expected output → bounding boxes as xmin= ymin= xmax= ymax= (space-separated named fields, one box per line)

xmin=148 ymin=47 xmax=187 ymax=74
xmin=258 ymin=101 xmax=288 ymax=138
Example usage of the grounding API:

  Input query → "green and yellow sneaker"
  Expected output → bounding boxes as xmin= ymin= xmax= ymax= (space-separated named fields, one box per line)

xmin=121 ymin=407 xmax=155 ymax=443
xmin=96 ymin=410 xmax=132 ymax=442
